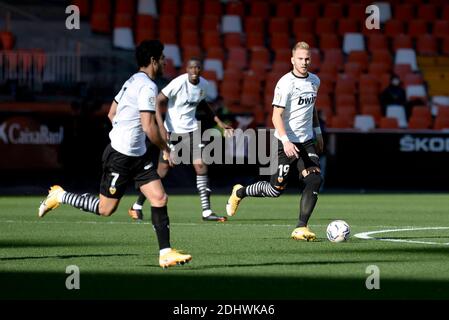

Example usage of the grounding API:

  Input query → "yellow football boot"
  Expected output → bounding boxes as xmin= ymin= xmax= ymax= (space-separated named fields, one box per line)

xmin=159 ymin=249 xmax=192 ymax=269
xmin=225 ymin=184 xmax=243 ymax=216
xmin=291 ymin=226 xmax=316 ymax=241
xmin=38 ymin=185 xmax=65 ymax=218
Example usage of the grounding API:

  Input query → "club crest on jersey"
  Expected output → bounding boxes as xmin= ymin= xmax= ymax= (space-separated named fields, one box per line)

xmin=109 ymin=187 xmax=116 ymax=195
xmin=298 ymin=95 xmax=316 ymax=106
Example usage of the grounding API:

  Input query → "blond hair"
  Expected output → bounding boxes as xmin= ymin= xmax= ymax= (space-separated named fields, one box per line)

xmin=292 ymin=41 xmax=310 ymax=54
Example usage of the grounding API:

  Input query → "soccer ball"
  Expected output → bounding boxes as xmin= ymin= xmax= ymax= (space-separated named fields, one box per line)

xmin=326 ymin=220 xmax=350 ymax=242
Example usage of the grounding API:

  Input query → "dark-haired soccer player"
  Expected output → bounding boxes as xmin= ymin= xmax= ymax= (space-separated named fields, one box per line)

xmin=38 ymin=40 xmax=192 ymax=268
xmin=128 ymin=57 xmax=233 ymax=222
xmin=226 ymin=42 xmax=323 ymax=241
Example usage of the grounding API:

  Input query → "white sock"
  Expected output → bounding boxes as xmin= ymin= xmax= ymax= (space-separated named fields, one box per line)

xmin=57 ymin=191 xmax=66 ymax=202
xmin=133 ymin=203 xmax=143 ymax=210
xmin=202 ymin=209 xmax=212 ymax=218
xmin=160 ymin=248 xmax=171 ymax=255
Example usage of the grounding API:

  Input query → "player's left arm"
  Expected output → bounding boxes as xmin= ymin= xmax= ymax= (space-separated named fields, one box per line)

xmin=313 ymin=106 xmax=324 ymax=154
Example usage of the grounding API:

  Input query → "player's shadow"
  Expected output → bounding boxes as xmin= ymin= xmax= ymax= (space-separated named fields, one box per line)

xmin=180 ymin=259 xmax=402 ymax=271
xmin=0 ymin=253 xmax=138 ymax=261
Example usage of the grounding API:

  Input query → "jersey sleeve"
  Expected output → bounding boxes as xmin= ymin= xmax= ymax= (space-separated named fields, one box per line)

xmin=161 ymin=75 xmax=182 ymax=99
xmin=272 ymin=78 xmax=289 ymax=108
xmin=137 ymin=84 xmax=157 ymax=112
xmin=114 ymin=86 xmax=125 ymax=103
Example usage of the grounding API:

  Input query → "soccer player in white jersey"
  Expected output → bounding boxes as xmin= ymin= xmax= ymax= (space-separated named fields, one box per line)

xmin=129 ymin=57 xmax=233 ymax=222
xmin=38 ymin=40 xmax=192 ymax=268
xmin=226 ymin=42 xmax=324 ymax=241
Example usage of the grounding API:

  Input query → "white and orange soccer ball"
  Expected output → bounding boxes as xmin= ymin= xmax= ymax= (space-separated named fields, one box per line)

xmin=326 ymin=220 xmax=351 ymax=243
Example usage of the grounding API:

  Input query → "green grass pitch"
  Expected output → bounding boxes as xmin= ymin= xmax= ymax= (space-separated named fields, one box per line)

xmin=1 ymin=193 xmax=449 ymax=300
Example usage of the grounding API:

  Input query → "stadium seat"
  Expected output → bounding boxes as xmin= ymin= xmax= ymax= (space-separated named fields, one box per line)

xmin=328 ymin=115 xmax=353 ymax=129
xmin=348 ymin=4 xmax=366 ymax=20
xmin=359 ymin=74 xmax=379 ymax=94
xmin=180 ymin=16 xmax=199 ymax=33
xmin=91 ymin=0 xmax=111 ymax=33
xmin=416 ymin=35 xmax=437 ymax=56
xmin=406 ymin=84 xmax=427 ymax=101
xmin=372 ymin=49 xmax=393 ymax=67
xmin=338 ymin=18 xmax=359 ymax=35
xmin=300 ymin=2 xmax=320 ymax=19
xmin=320 ymin=62 xmax=339 ymax=76
xmin=410 ymin=106 xmax=432 ymax=124
xmin=113 ymin=28 xmax=134 ymax=50
xmin=354 ymin=115 xmax=376 ymax=132
xmin=164 ymin=44 xmax=181 ymax=67
xmin=379 ymin=117 xmax=399 ymax=129
xmin=433 ymin=20 xmax=449 ymax=39
xmin=0 ymin=31 xmax=14 ymax=50
xmin=408 ymin=20 xmax=428 ymax=38
xmin=202 ymin=16 xmax=220 ymax=33
xmin=224 ymin=33 xmax=243 ymax=49
xmin=292 ymin=18 xmax=314 ymax=34
xmin=375 ymin=2 xmax=392 ymax=23
xmin=385 ymin=20 xmax=405 ymax=37
xmin=137 ymin=0 xmax=157 ymax=16
xmin=394 ymin=4 xmax=415 ymax=21
xmin=367 ymin=34 xmax=388 ymax=52
xmin=361 ymin=103 xmax=382 ymax=124
xmin=160 ymin=0 xmax=179 ymax=16
xmin=417 ymin=4 xmax=437 ymax=21
xmin=207 ymin=46 xmax=224 ymax=62
xmin=204 ymin=58 xmax=223 ymax=80
xmin=159 ymin=15 xmax=177 ymax=32
xmin=180 ymin=30 xmax=200 ymax=49
xmin=408 ymin=117 xmax=432 ymax=129
xmin=320 ymin=34 xmax=341 ymax=51
xmin=182 ymin=45 xmax=202 ymax=62
xmin=394 ymin=64 xmax=412 ymax=82
xmin=315 ymin=18 xmax=335 ymax=35
xmin=295 ymin=33 xmax=317 ymax=48
xmin=182 ymin=0 xmax=200 ymax=16
xmin=269 ymin=17 xmax=290 ymax=37
xmin=270 ymin=34 xmax=290 ymax=51
xmin=368 ymin=62 xmax=390 ymax=75
xmin=323 ymin=3 xmax=344 ymax=19
xmin=335 ymin=75 xmax=357 ymax=95
xmin=135 ymin=15 xmax=156 ymax=45
xmin=386 ymin=105 xmax=408 ymax=128
xmin=223 ymin=69 xmax=243 ymax=84
xmin=222 ymin=15 xmax=242 ymax=33
xmin=246 ymin=33 xmax=265 ymax=49
xmin=403 ymin=73 xmax=424 ymax=86
xmin=443 ymin=37 xmax=449 ymax=56
xmin=202 ymin=32 xmax=221 ymax=49
xmin=73 ymin=0 xmax=89 ymax=18
xmin=227 ymin=47 xmax=247 ymax=70
xmin=272 ymin=61 xmax=290 ymax=73
xmin=226 ymin=1 xmax=245 ymax=16
xmin=343 ymin=33 xmax=365 ymax=54
xmin=250 ymin=1 xmax=270 ymax=20
xmin=276 ymin=2 xmax=296 ymax=20
xmin=245 ymin=17 xmax=265 ymax=35
xmin=344 ymin=62 xmax=363 ymax=78
xmin=433 ymin=116 xmax=449 ymax=130
xmin=204 ymin=0 xmax=222 ymax=17
xmin=348 ymin=51 xmax=369 ymax=71
xmin=392 ymin=34 xmax=413 ymax=50
xmin=395 ymin=49 xmax=418 ymax=72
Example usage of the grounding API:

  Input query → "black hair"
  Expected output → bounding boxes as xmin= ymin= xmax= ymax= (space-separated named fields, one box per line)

xmin=136 ymin=40 xmax=164 ymax=68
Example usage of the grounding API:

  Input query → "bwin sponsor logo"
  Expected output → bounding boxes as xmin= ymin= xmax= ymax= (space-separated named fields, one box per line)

xmin=298 ymin=95 xmax=316 ymax=106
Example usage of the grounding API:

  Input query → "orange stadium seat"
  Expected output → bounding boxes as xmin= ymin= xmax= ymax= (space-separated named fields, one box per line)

xmin=416 ymin=35 xmax=438 ymax=56
xmin=417 ymin=4 xmax=437 ymax=21
xmin=319 ymin=34 xmax=340 ymax=50
xmin=226 ymin=1 xmax=245 ymax=16
xmin=338 ymin=18 xmax=359 ymax=35
xmin=159 ymin=15 xmax=176 ymax=32
xmin=72 ymin=0 xmax=89 ymax=18
xmin=394 ymin=4 xmax=415 ymax=21
xmin=270 ymin=34 xmax=290 ymax=50
xmin=434 ymin=116 xmax=449 ymax=130
xmin=160 ymin=0 xmax=179 ymax=16
xmin=293 ymin=18 xmax=314 ymax=34
xmin=347 ymin=51 xmax=369 ymax=71
xmin=246 ymin=33 xmax=265 ymax=49
xmin=203 ymin=0 xmax=222 ymax=17
xmin=328 ymin=115 xmax=353 ymax=129
xmin=227 ymin=47 xmax=247 ymax=70
xmin=276 ymin=2 xmax=297 ymax=20
xmin=294 ymin=33 xmax=317 ymax=48
xmin=348 ymin=4 xmax=366 ymax=20
xmin=180 ymin=16 xmax=199 ymax=33
xmin=300 ymin=2 xmax=320 ymax=19
xmin=135 ymin=15 xmax=156 ymax=45
xmin=250 ymin=1 xmax=270 ymax=20
xmin=224 ymin=33 xmax=243 ymax=49
xmin=371 ymin=49 xmax=393 ymax=68
xmin=433 ymin=20 xmax=449 ymax=39
xmin=324 ymin=3 xmax=344 ymax=19
xmin=91 ymin=0 xmax=111 ymax=33
xmin=315 ymin=18 xmax=335 ymax=35
xmin=182 ymin=45 xmax=202 ymax=62
xmin=202 ymin=32 xmax=221 ymax=49
xmin=180 ymin=30 xmax=199 ymax=49
xmin=408 ymin=117 xmax=432 ymax=129
xmin=385 ymin=20 xmax=405 ymax=37
xmin=367 ymin=34 xmax=388 ymax=52
xmin=392 ymin=34 xmax=413 ymax=51
xmin=0 ymin=31 xmax=14 ymax=50
xmin=182 ymin=0 xmax=200 ymax=16
xmin=245 ymin=17 xmax=265 ymax=35
xmin=379 ymin=117 xmax=399 ymax=129
xmin=344 ymin=62 xmax=363 ymax=78
xmin=323 ymin=49 xmax=344 ymax=68
xmin=361 ymin=104 xmax=382 ymax=124
xmin=408 ymin=20 xmax=428 ymax=38
xmin=206 ymin=46 xmax=224 ymax=62
xmin=269 ymin=17 xmax=290 ymax=37
xmin=444 ymin=4 xmax=449 ymax=20
xmin=202 ymin=16 xmax=220 ymax=33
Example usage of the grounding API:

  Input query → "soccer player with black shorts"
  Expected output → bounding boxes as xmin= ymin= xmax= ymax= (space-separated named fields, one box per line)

xmin=226 ymin=42 xmax=324 ymax=241
xmin=38 ymin=40 xmax=192 ymax=268
xmin=128 ymin=57 xmax=234 ymax=222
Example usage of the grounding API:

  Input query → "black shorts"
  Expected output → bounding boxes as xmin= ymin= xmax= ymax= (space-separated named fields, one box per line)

xmin=100 ymin=144 xmax=160 ymax=199
xmin=159 ymin=130 xmax=205 ymax=164
xmin=270 ymin=139 xmax=320 ymax=191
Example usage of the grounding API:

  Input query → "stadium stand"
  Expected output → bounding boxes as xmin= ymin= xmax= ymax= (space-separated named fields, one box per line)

xmin=1 ymin=0 xmax=449 ymax=132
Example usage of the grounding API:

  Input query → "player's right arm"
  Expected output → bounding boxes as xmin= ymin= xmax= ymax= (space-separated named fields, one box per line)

xmin=155 ymin=92 xmax=169 ymax=143
xmin=272 ymin=106 xmax=299 ymax=158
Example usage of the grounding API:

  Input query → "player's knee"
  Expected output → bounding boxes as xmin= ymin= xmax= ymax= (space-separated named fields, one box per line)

xmin=304 ymin=172 xmax=322 ymax=191
xmin=98 ymin=204 xmax=117 ymax=217
xmin=150 ymin=192 xmax=168 ymax=207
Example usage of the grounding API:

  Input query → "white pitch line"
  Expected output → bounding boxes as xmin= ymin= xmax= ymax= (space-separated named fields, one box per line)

xmin=354 ymin=227 xmax=449 ymax=246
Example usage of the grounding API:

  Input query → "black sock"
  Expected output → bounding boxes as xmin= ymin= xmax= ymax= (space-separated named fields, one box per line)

xmin=297 ymin=174 xmax=322 ymax=227
xmin=136 ymin=192 xmax=146 ymax=206
xmin=62 ymin=192 xmax=100 ymax=215
xmin=151 ymin=206 xmax=170 ymax=250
